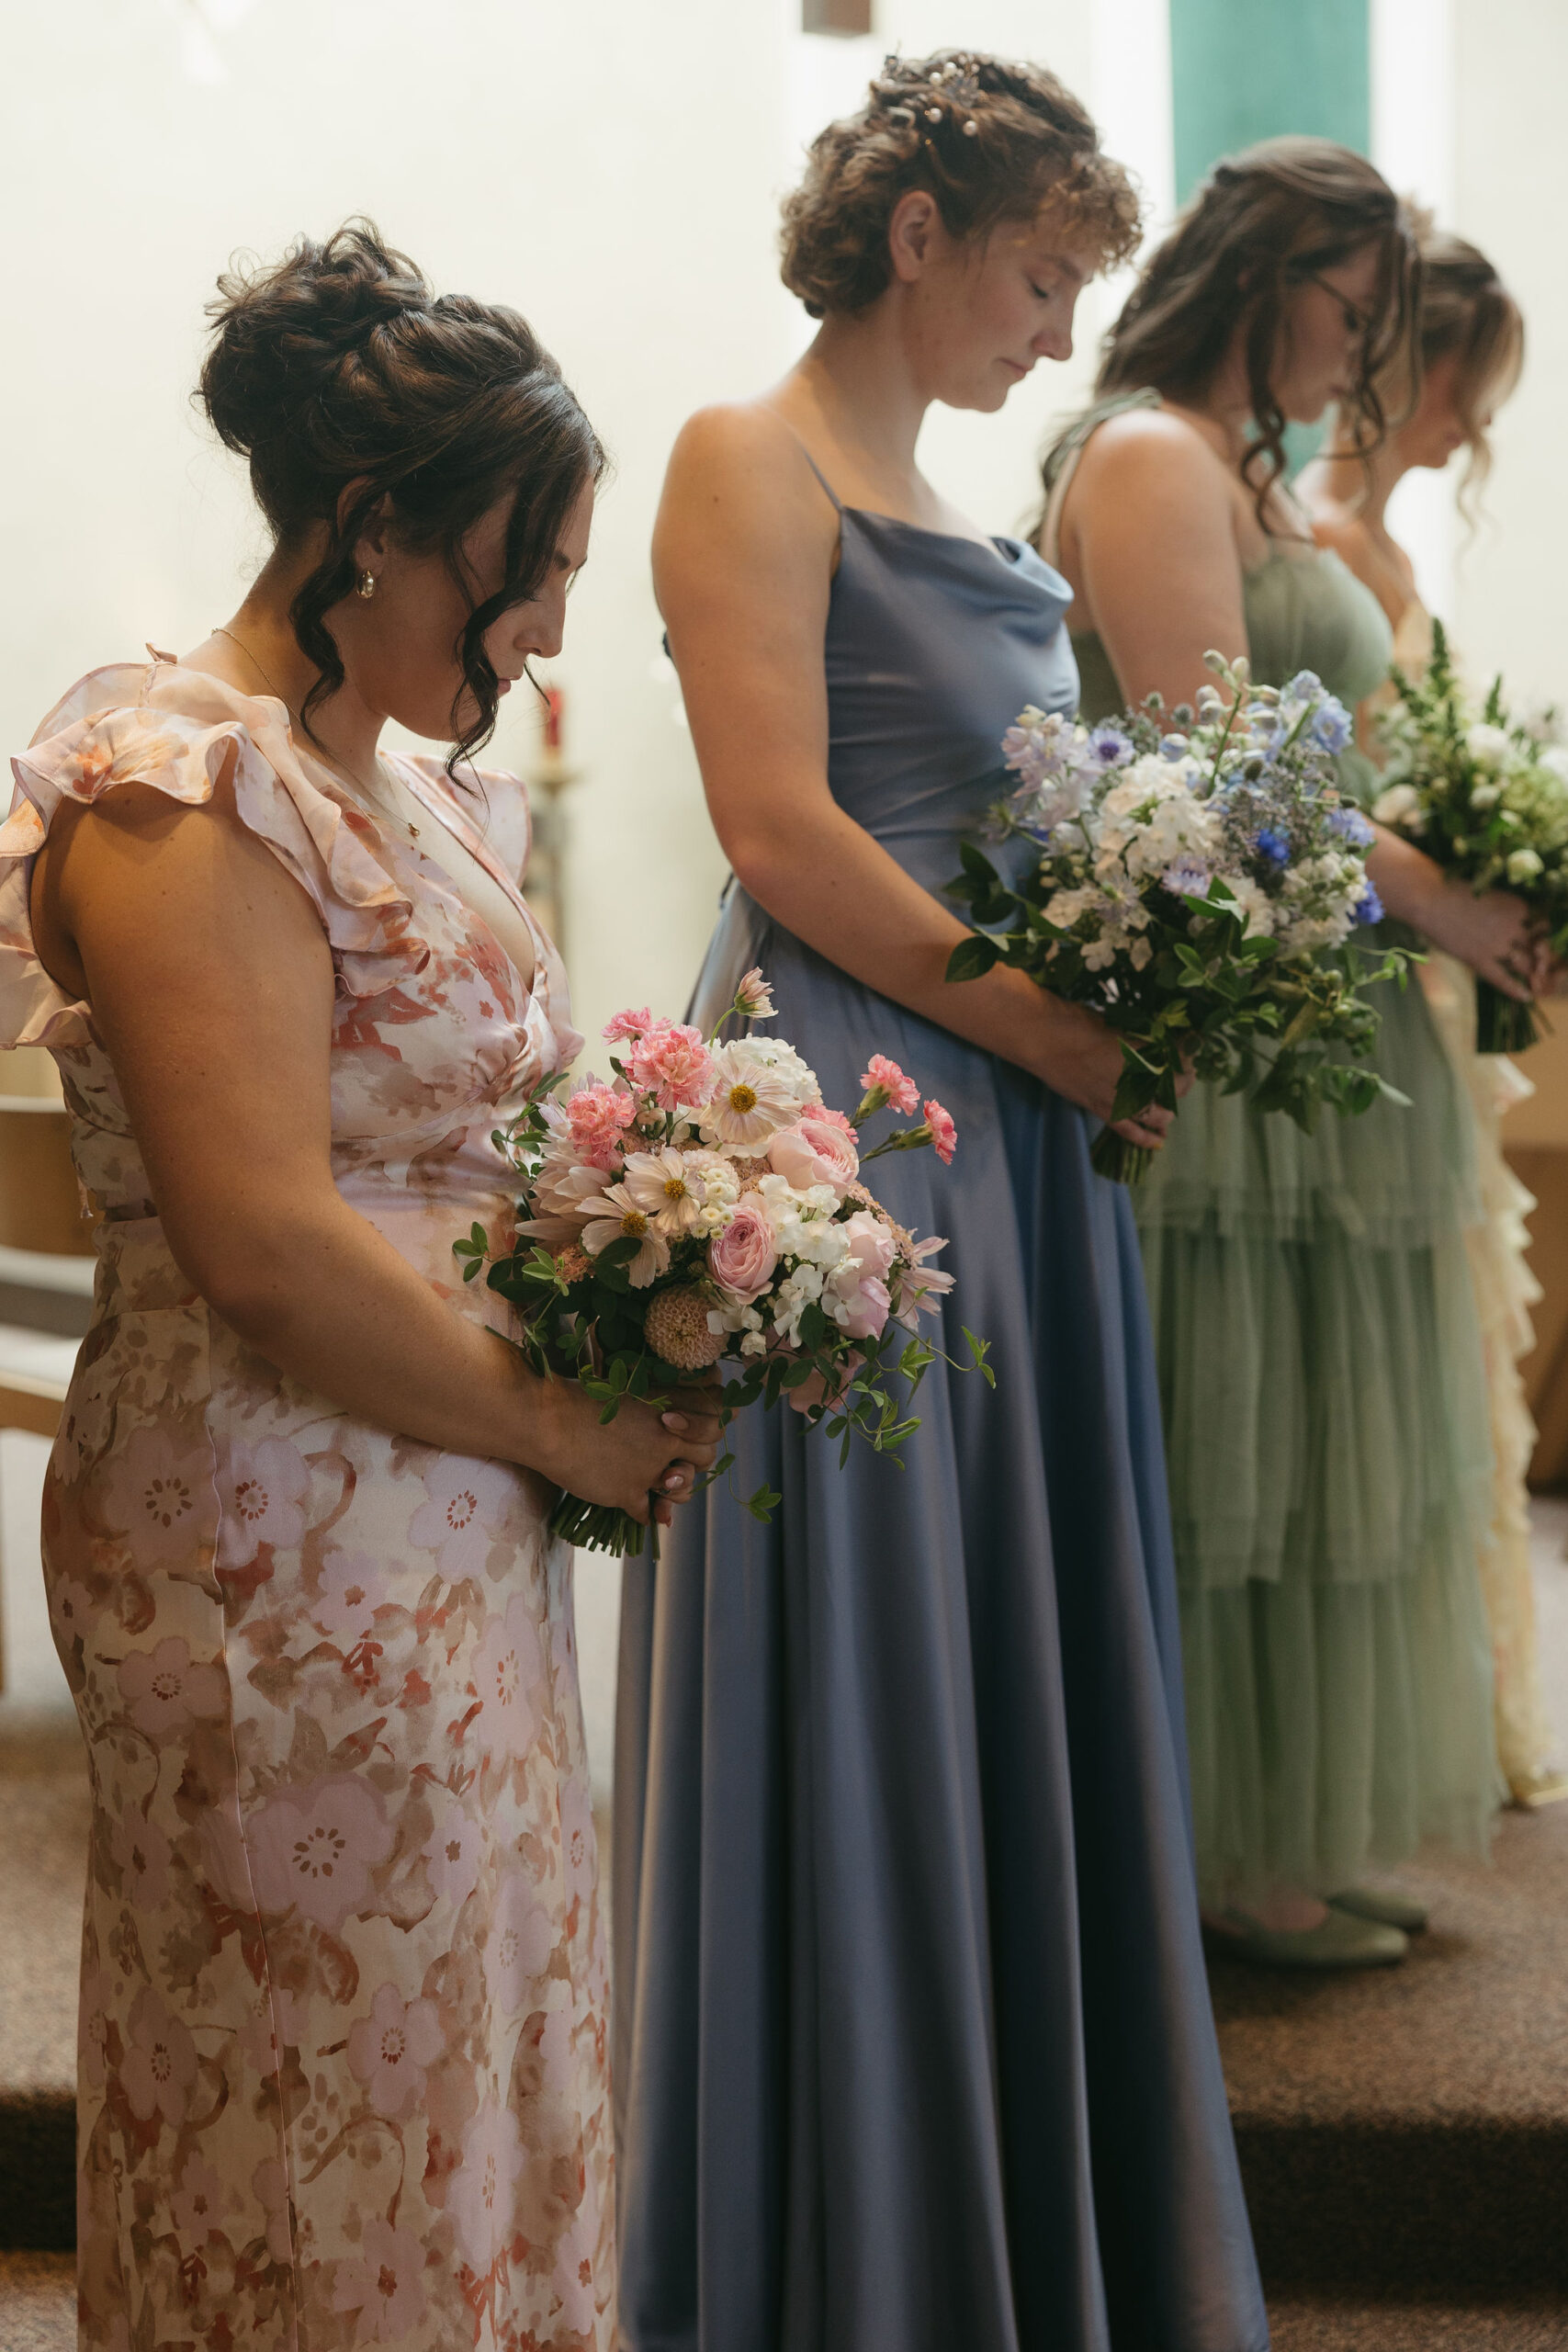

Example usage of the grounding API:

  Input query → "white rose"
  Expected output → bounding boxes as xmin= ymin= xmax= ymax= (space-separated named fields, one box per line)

xmin=1372 ymin=783 xmax=1422 ymax=826
xmin=1469 ymin=782 xmax=1502 ymax=810
xmin=1466 ymin=722 xmax=1511 ymax=769
xmin=1506 ymin=848 xmax=1545 ymax=885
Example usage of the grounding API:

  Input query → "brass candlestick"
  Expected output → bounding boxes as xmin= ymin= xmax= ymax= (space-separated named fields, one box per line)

xmin=524 ymin=686 xmax=580 ymax=964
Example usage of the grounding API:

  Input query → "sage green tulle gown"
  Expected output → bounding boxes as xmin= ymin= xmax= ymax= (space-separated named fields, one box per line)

xmin=1055 ymin=400 xmax=1502 ymax=1906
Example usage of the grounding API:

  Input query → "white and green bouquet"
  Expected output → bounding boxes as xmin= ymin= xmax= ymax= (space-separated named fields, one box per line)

xmin=947 ymin=654 xmax=1410 ymax=1183
xmin=1374 ymin=618 xmax=1568 ymax=1052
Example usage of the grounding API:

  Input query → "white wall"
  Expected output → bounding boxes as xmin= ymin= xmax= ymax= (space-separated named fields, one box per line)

xmin=1448 ymin=0 xmax=1568 ymax=708
xmin=0 ymin=0 xmax=797 ymax=1057
xmin=0 ymin=0 xmax=1105 ymax=1057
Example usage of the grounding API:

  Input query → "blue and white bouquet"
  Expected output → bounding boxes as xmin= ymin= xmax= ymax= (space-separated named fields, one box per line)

xmin=947 ymin=653 xmax=1411 ymax=1183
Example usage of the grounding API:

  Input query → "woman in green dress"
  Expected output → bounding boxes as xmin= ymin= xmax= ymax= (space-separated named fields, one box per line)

xmin=1039 ymin=139 xmax=1551 ymax=1967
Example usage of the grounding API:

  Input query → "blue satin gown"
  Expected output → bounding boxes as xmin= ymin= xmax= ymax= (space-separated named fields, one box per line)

xmin=613 ymin=457 xmax=1269 ymax=2352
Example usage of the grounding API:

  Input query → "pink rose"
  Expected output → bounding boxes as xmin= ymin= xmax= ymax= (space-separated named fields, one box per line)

xmin=812 ymin=1106 xmax=856 ymax=1139
xmin=628 ymin=1020 xmax=716 ymax=1113
xmin=826 ymin=1209 xmax=897 ymax=1340
xmin=565 ymin=1082 xmax=637 ymax=1170
xmin=603 ymin=1005 xmax=652 ymax=1044
xmin=768 ymin=1113 xmax=860 ymax=1193
xmin=708 ymin=1204 xmax=778 ymax=1301
xmin=860 ymin=1054 xmax=919 ymax=1114
xmin=924 ymin=1098 xmax=957 ymax=1165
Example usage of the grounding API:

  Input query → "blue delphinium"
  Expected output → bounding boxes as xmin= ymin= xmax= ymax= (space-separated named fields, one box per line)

xmin=1311 ymin=699 xmax=1353 ymax=753
xmin=1327 ymin=805 xmax=1376 ymax=848
xmin=1256 ymin=827 xmax=1291 ymax=866
xmin=1353 ymin=881 xmax=1385 ymax=925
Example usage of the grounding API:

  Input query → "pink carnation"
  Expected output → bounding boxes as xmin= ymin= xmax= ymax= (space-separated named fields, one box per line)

xmin=566 ymin=1083 xmax=637 ymax=1170
xmin=604 ymin=1006 xmax=653 ymax=1044
xmin=708 ymin=1203 xmax=778 ymax=1301
xmin=769 ymin=1113 xmax=860 ymax=1194
xmin=628 ymin=1021 xmax=716 ymax=1113
xmin=923 ymin=1099 xmax=957 ymax=1165
xmin=860 ymin=1055 xmax=919 ymax=1114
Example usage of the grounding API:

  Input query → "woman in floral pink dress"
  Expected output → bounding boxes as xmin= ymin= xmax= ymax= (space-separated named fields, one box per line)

xmin=2 ymin=223 xmax=718 ymax=2351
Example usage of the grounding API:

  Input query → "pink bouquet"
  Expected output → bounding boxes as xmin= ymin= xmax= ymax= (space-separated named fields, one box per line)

xmin=456 ymin=971 xmax=988 ymax=1556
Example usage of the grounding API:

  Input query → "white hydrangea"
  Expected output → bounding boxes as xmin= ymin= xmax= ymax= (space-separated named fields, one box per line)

xmin=1214 ymin=873 xmax=1276 ymax=938
xmin=753 ymin=1173 xmax=850 ymax=1272
xmin=742 ymin=1036 xmax=822 ymax=1109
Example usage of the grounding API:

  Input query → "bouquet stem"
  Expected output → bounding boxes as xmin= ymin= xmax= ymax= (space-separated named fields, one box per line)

xmin=1090 ymin=1126 xmax=1156 ymax=1186
xmin=1475 ymin=981 xmax=1540 ymax=1057
xmin=547 ymin=1491 xmax=661 ymax=1561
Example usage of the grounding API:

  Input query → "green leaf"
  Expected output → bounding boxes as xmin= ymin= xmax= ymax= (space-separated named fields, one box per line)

xmin=745 ymin=1483 xmax=783 ymax=1522
xmin=945 ymin=934 xmax=1002 ymax=984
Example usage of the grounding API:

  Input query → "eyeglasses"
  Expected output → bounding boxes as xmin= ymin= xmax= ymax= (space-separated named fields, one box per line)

xmin=1292 ymin=266 xmax=1373 ymax=345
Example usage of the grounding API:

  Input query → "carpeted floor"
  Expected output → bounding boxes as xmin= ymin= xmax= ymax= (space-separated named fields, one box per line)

xmin=1269 ymin=2298 xmax=1568 ymax=2348
xmin=0 ymin=2253 xmax=72 ymax=2351
xmin=5 ymin=1511 xmax=1567 ymax=2316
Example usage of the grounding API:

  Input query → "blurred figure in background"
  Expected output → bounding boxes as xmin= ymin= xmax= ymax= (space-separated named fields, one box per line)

xmin=1301 ymin=221 xmax=1566 ymax=1808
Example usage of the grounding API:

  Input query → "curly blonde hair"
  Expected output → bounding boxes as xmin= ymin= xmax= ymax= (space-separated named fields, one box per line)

xmin=780 ymin=51 xmax=1143 ymax=320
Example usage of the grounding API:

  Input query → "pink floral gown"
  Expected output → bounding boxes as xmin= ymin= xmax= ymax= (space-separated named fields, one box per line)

xmin=1 ymin=659 xmax=615 ymax=2352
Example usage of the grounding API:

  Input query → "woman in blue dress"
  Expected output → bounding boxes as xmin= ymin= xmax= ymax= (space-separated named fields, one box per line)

xmin=613 ymin=52 xmax=1269 ymax=2352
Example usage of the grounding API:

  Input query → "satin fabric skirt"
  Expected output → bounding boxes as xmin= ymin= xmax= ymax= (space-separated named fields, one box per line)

xmin=613 ymin=886 xmax=1269 ymax=2352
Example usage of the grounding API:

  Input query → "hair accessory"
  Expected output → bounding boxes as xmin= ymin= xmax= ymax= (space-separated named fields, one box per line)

xmin=356 ymin=570 xmax=378 ymax=600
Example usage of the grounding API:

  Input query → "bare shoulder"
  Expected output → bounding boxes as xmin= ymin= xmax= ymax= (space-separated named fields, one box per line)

xmin=1072 ymin=403 xmax=1233 ymax=510
xmin=1310 ymin=505 xmax=1372 ymax=562
xmin=656 ymin=398 xmax=838 ymax=604
xmin=663 ymin=401 xmax=829 ymax=519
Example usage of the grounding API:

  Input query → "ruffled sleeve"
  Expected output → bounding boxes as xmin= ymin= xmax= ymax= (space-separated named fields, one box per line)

xmin=1 ymin=659 xmax=431 ymax=1050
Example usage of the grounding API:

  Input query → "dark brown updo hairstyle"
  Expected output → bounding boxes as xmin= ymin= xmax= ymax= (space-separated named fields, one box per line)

xmin=1080 ymin=138 xmax=1420 ymax=525
xmin=780 ymin=49 xmax=1143 ymax=320
xmin=199 ymin=220 xmax=604 ymax=772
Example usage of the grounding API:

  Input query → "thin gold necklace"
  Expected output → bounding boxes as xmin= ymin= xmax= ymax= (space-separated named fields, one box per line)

xmin=211 ymin=625 xmax=418 ymax=841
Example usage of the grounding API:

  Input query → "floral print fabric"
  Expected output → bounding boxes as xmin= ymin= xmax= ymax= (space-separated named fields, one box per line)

xmin=3 ymin=660 xmax=613 ymax=2350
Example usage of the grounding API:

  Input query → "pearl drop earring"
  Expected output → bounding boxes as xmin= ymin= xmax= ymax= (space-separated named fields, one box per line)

xmin=356 ymin=570 xmax=378 ymax=600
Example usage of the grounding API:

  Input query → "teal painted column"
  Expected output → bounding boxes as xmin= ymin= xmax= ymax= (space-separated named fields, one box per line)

xmin=1168 ymin=0 xmax=1371 ymax=468
xmin=1169 ymin=0 xmax=1370 ymax=202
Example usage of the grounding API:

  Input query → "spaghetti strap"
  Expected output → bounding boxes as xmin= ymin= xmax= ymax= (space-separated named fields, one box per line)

xmin=1039 ymin=386 xmax=1163 ymax=567
xmin=786 ymin=431 xmax=844 ymax=514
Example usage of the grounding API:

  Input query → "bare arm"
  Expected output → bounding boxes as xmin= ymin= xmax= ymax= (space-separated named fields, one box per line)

xmin=1062 ymin=410 xmax=1252 ymax=711
xmin=655 ymin=404 xmax=1170 ymax=1146
xmin=31 ymin=777 xmax=718 ymax=1522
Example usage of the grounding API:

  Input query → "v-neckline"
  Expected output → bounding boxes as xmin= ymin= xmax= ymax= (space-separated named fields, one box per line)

xmin=374 ymin=752 xmax=544 ymax=1004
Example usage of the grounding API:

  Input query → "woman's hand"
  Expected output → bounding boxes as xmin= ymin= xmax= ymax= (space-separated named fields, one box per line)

xmin=1370 ymin=831 xmax=1551 ymax=1000
xmin=528 ymin=1377 xmax=725 ymax=1531
xmin=1032 ymin=994 xmax=1179 ymax=1150
xmin=1418 ymin=883 xmax=1552 ymax=1000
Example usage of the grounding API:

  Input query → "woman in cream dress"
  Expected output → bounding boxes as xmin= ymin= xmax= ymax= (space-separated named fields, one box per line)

xmin=1301 ymin=221 xmax=1564 ymax=1807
